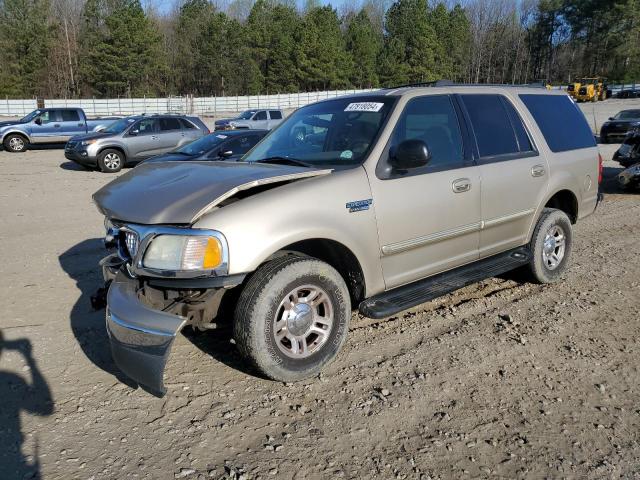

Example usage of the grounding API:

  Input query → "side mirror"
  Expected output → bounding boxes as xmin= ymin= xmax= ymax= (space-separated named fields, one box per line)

xmin=389 ymin=139 xmax=431 ymax=170
xmin=129 ymin=129 xmax=139 ymax=136
xmin=34 ymin=117 xmax=42 ymax=125
xmin=609 ymin=117 xmax=614 ymax=121
xmin=219 ymin=150 xmax=233 ymax=158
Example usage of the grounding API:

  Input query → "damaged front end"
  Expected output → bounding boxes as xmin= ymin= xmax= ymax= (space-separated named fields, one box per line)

xmin=98 ymin=222 xmax=243 ymax=396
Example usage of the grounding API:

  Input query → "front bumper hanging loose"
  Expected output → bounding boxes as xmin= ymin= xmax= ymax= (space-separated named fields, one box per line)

xmin=106 ymin=274 xmax=186 ymax=396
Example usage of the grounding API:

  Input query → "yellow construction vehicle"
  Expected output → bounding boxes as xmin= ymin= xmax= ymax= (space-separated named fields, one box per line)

xmin=567 ymin=81 xmax=581 ymax=98
xmin=575 ymin=77 xmax=608 ymax=102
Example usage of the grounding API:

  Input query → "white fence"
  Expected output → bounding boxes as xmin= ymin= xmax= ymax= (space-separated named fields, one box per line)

xmin=0 ymin=89 xmax=375 ymax=117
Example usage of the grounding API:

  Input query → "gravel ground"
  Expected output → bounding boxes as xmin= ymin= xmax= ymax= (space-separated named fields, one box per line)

xmin=1 ymin=100 xmax=640 ymax=480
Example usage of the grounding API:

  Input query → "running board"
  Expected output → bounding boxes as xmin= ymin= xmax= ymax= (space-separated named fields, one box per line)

xmin=359 ymin=247 xmax=531 ymax=319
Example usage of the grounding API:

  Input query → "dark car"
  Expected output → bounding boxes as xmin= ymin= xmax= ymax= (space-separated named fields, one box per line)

xmin=616 ymin=89 xmax=640 ymax=99
xmin=140 ymin=129 xmax=268 ymax=165
xmin=618 ymin=163 xmax=640 ymax=190
xmin=600 ymin=109 xmax=640 ymax=143
xmin=613 ymin=126 xmax=640 ymax=167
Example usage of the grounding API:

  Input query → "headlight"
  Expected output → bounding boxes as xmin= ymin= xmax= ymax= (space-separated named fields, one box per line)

xmin=143 ymin=235 xmax=223 ymax=271
xmin=81 ymin=139 xmax=97 ymax=146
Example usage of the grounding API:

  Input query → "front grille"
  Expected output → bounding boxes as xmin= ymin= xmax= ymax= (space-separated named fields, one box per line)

xmin=66 ymin=141 xmax=77 ymax=150
xmin=124 ymin=231 xmax=139 ymax=258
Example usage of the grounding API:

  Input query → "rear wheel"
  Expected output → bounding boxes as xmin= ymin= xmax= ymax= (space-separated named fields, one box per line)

xmin=98 ymin=149 xmax=124 ymax=173
xmin=3 ymin=134 xmax=28 ymax=152
xmin=234 ymin=255 xmax=351 ymax=382
xmin=525 ymin=208 xmax=573 ymax=284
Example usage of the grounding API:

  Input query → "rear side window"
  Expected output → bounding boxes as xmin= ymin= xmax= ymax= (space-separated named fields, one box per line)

xmin=461 ymin=94 xmax=521 ymax=158
xmin=61 ymin=110 xmax=80 ymax=122
xmin=179 ymin=118 xmax=196 ymax=129
xmin=269 ymin=110 xmax=283 ymax=120
xmin=502 ymin=99 xmax=534 ymax=153
xmin=160 ymin=117 xmax=181 ymax=131
xmin=519 ymin=94 xmax=596 ymax=152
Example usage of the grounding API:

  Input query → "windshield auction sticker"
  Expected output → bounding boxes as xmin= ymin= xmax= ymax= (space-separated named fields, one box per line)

xmin=344 ymin=102 xmax=384 ymax=112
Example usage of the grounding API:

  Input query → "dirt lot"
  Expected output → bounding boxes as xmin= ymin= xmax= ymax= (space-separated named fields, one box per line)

xmin=1 ymin=101 xmax=640 ymax=480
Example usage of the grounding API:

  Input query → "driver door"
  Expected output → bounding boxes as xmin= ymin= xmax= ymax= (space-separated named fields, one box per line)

xmin=368 ymin=95 xmax=481 ymax=289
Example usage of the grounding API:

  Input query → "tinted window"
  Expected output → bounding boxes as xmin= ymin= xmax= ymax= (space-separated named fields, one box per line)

xmin=269 ymin=110 xmax=283 ymax=120
xmin=461 ymin=94 xmax=519 ymax=157
xmin=179 ymin=118 xmax=196 ymax=129
xmin=132 ymin=118 xmax=157 ymax=135
xmin=224 ymin=135 xmax=260 ymax=156
xmin=160 ymin=117 xmax=181 ymax=131
xmin=390 ymin=95 xmax=463 ymax=170
xmin=519 ymin=94 xmax=596 ymax=152
xmin=254 ymin=111 xmax=267 ymax=121
xmin=61 ymin=110 xmax=80 ymax=122
xmin=502 ymin=99 xmax=534 ymax=152
xmin=176 ymin=134 xmax=226 ymax=156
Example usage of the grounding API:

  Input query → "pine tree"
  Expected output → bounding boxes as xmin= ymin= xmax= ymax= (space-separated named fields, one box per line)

xmin=295 ymin=6 xmax=351 ymax=90
xmin=379 ymin=0 xmax=439 ymax=86
xmin=345 ymin=10 xmax=381 ymax=88
xmin=0 ymin=0 xmax=53 ymax=96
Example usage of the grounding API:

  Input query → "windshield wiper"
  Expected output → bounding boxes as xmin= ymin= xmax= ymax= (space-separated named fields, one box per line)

xmin=254 ymin=157 xmax=314 ymax=168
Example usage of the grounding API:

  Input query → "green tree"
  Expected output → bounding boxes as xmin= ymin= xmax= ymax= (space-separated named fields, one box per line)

xmin=345 ymin=10 xmax=381 ymax=88
xmin=78 ymin=0 xmax=167 ymax=96
xmin=295 ymin=6 xmax=352 ymax=90
xmin=0 ymin=0 xmax=53 ymax=96
xmin=379 ymin=0 xmax=439 ymax=86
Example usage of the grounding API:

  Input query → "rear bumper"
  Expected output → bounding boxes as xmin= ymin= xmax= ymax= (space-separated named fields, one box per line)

xmin=106 ymin=274 xmax=186 ymax=396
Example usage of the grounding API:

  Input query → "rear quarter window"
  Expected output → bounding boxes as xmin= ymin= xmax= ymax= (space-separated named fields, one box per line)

xmin=519 ymin=94 xmax=596 ymax=152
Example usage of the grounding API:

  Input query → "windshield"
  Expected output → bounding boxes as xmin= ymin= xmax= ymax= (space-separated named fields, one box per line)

xmin=244 ymin=97 xmax=395 ymax=167
xmin=615 ymin=110 xmax=640 ymax=120
xmin=174 ymin=134 xmax=228 ymax=156
xmin=238 ymin=110 xmax=256 ymax=120
xmin=20 ymin=110 xmax=42 ymax=122
xmin=102 ymin=117 xmax=137 ymax=134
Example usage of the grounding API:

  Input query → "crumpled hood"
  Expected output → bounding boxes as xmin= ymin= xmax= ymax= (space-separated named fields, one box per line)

xmin=93 ymin=161 xmax=332 ymax=225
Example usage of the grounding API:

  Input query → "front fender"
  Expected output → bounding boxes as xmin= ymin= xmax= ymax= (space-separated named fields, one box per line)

xmin=0 ymin=128 xmax=31 ymax=144
xmin=194 ymin=168 xmax=386 ymax=297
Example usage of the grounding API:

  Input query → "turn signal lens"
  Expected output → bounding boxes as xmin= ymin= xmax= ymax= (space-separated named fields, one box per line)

xmin=203 ymin=237 xmax=222 ymax=269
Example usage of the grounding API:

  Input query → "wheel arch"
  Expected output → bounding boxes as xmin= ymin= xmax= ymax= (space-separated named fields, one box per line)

xmin=543 ymin=189 xmax=579 ymax=224
xmin=260 ymin=238 xmax=367 ymax=304
xmin=97 ymin=145 xmax=127 ymax=161
xmin=1 ymin=130 xmax=31 ymax=145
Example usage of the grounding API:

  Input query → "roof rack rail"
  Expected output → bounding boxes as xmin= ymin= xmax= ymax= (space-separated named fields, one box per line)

xmin=387 ymin=80 xmax=547 ymax=89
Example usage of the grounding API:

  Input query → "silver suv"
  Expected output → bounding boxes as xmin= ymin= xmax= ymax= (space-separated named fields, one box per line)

xmin=93 ymin=84 xmax=602 ymax=395
xmin=65 ymin=114 xmax=208 ymax=172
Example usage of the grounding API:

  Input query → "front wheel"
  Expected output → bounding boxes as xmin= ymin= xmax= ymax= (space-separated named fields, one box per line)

xmin=3 ymin=134 xmax=28 ymax=152
xmin=525 ymin=208 xmax=573 ymax=284
xmin=234 ymin=255 xmax=351 ymax=382
xmin=98 ymin=149 xmax=124 ymax=173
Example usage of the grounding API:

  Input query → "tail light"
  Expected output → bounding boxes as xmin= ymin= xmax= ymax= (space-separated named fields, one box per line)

xmin=598 ymin=152 xmax=603 ymax=184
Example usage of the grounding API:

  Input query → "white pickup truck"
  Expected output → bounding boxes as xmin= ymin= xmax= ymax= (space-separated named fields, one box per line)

xmin=0 ymin=108 xmax=119 ymax=152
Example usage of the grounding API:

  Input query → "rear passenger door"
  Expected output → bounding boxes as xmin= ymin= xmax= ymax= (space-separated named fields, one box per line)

xmin=459 ymin=94 xmax=547 ymax=257
xmin=58 ymin=109 xmax=85 ymax=139
xmin=178 ymin=118 xmax=202 ymax=142
xmin=370 ymin=95 xmax=482 ymax=289
xmin=157 ymin=117 xmax=184 ymax=151
xmin=268 ymin=110 xmax=283 ymax=129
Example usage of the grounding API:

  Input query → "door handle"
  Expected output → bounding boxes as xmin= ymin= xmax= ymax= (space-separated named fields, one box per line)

xmin=531 ymin=165 xmax=546 ymax=177
xmin=452 ymin=178 xmax=471 ymax=193
xmin=151 ymin=135 xmax=158 ymax=140
xmin=54 ymin=124 xmax=61 ymax=128
xmin=77 ymin=123 xmax=84 ymax=127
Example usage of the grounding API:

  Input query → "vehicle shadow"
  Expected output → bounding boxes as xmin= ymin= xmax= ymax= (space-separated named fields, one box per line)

xmin=0 ymin=331 xmax=54 ymax=480
xmin=59 ymin=161 xmax=93 ymax=172
xmin=182 ymin=289 xmax=264 ymax=379
xmin=58 ymin=238 xmax=136 ymax=388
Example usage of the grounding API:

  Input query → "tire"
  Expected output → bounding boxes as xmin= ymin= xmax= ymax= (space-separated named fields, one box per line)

xmin=3 ymin=133 xmax=28 ymax=152
xmin=600 ymin=135 xmax=608 ymax=144
xmin=234 ymin=255 xmax=351 ymax=382
xmin=97 ymin=149 xmax=124 ymax=173
xmin=525 ymin=208 xmax=573 ymax=284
